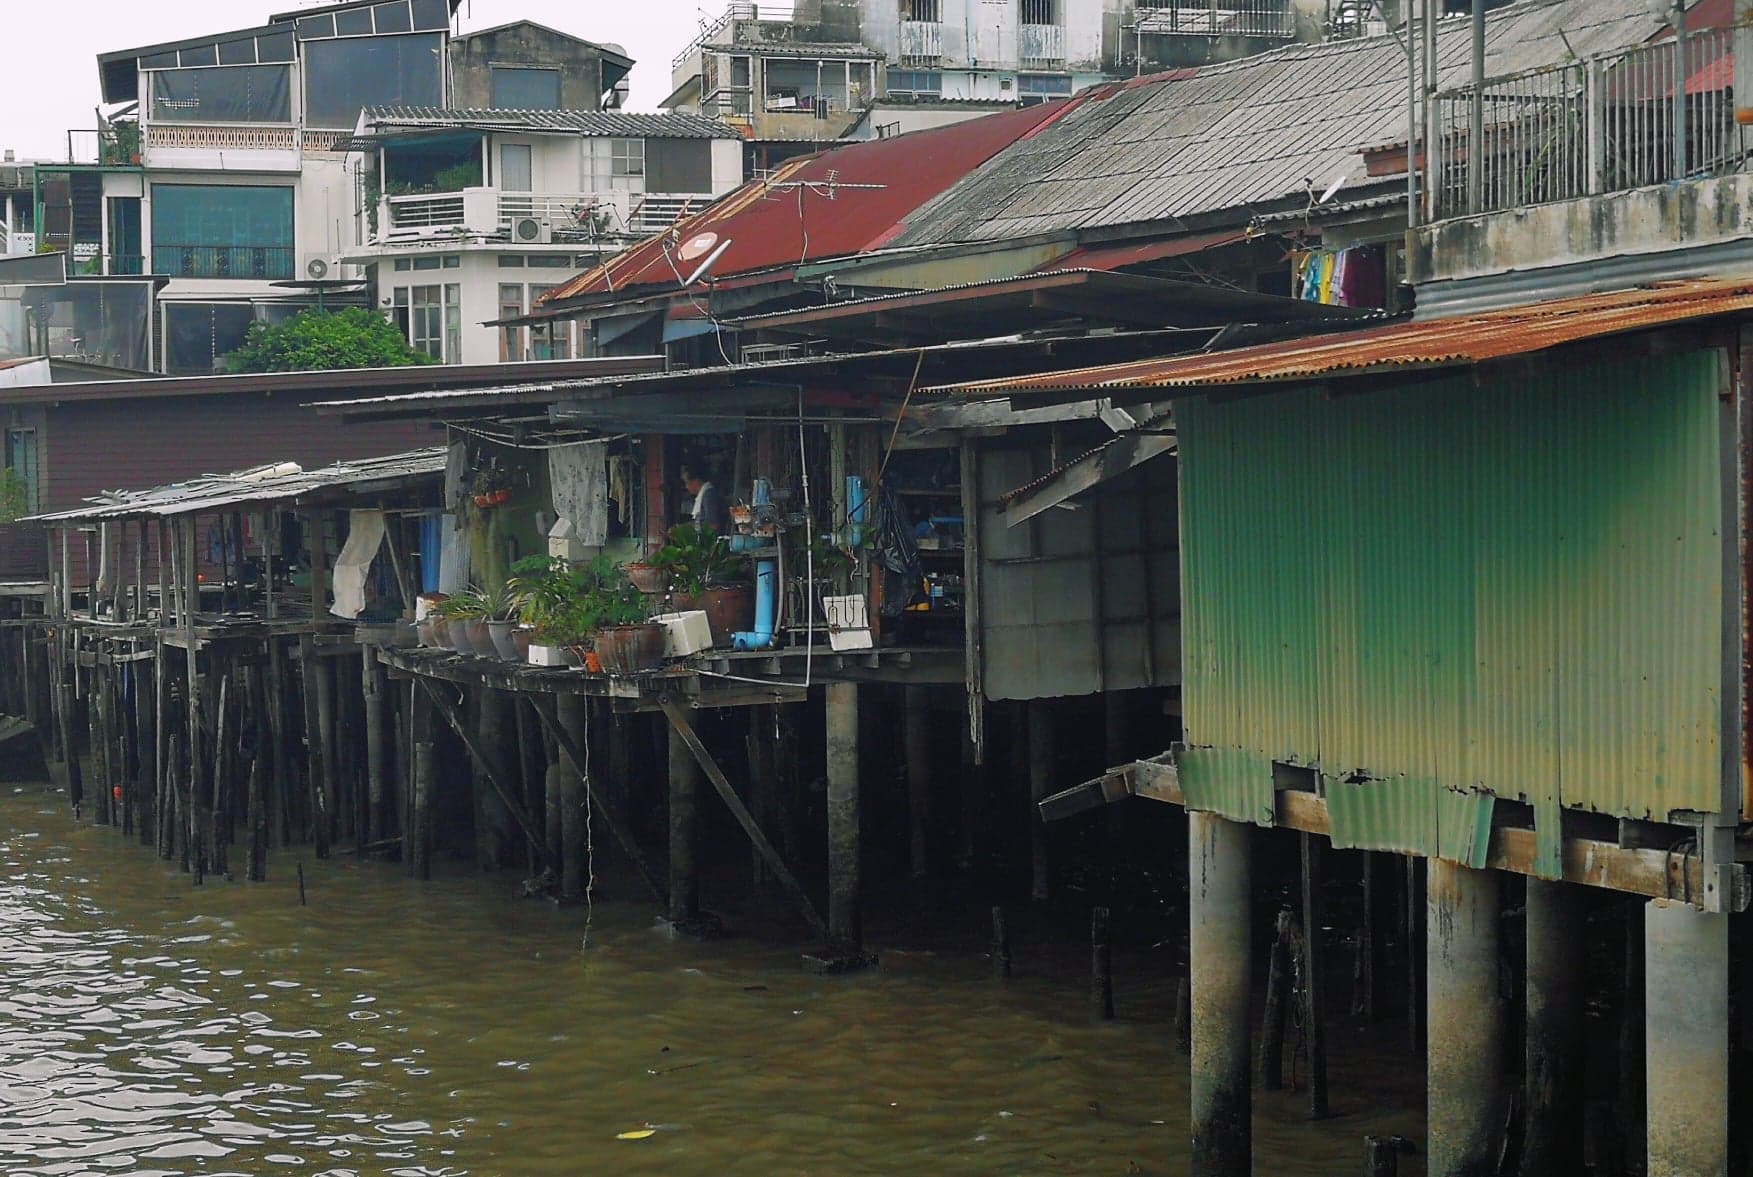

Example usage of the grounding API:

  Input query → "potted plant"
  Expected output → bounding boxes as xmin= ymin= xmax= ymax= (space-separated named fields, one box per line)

xmin=432 ymin=589 xmax=496 ymax=656
xmin=591 ymin=571 xmax=665 ymax=674
xmin=479 ymin=581 xmax=522 ymax=660
xmin=510 ymin=554 xmax=603 ymax=667
xmin=652 ymin=523 xmax=751 ymax=646
xmin=470 ymin=463 xmax=513 ymax=509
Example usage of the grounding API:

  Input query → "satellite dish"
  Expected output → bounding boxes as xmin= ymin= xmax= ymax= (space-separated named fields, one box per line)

xmin=678 ymin=231 xmax=719 ymax=262
xmin=1320 ymin=174 xmax=1348 ymax=205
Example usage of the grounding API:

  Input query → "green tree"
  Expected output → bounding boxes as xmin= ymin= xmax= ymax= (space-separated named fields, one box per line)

xmin=225 ymin=308 xmax=438 ymax=374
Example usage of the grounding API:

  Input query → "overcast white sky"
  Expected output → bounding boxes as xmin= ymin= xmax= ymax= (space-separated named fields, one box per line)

xmin=0 ymin=0 xmax=756 ymax=160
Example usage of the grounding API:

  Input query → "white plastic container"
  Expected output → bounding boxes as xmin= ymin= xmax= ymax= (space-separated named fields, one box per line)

xmin=651 ymin=610 xmax=713 ymax=658
xmin=527 ymin=643 xmax=576 ymax=667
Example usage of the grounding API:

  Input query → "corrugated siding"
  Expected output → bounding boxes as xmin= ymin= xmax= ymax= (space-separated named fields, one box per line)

xmin=1177 ymin=349 xmax=1726 ymax=843
xmin=978 ymin=440 xmax=1179 ymax=701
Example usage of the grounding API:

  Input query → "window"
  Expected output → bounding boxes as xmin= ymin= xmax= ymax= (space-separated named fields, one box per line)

xmin=497 ymin=254 xmax=526 ymax=268
xmin=303 ymin=33 xmax=443 ymax=129
xmin=151 ymin=65 xmax=292 ymax=123
xmin=394 ymin=283 xmax=460 ymax=363
xmin=410 ymin=285 xmax=443 ymax=360
xmin=294 ymin=0 xmax=448 ymax=38
xmin=6 ymin=429 xmax=39 ymax=516
xmin=163 ymin=302 xmax=256 ymax=374
xmin=1018 ymin=74 xmax=1073 ymax=103
xmin=611 ymin=139 xmax=645 ymax=179
xmin=904 ymin=0 xmax=941 ymax=19
xmin=1020 ymin=0 xmax=1059 ymax=22
xmin=531 ymin=320 xmax=570 ymax=361
xmin=499 ymin=283 xmax=525 ymax=362
xmin=492 ymin=67 xmax=562 ymax=110
xmin=150 ymin=185 xmax=294 ymax=279
xmin=500 ymin=143 xmax=533 ymax=192
xmin=887 ymin=70 xmax=943 ymax=98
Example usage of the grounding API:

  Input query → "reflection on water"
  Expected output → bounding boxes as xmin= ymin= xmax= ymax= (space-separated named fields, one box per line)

xmin=0 ymin=783 xmax=1423 ymax=1175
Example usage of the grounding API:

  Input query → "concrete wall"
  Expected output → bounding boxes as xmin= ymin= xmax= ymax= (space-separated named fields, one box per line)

xmin=1409 ymin=174 xmax=1753 ymax=289
xmin=450 ymin=23 xmax=606 ymax=111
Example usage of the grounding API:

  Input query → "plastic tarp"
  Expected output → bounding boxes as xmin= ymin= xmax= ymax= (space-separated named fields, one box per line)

xmin=152 ymin=65 xmax=292 ymax=124
xmin=330 ymin=509 xmax=386 ymax=619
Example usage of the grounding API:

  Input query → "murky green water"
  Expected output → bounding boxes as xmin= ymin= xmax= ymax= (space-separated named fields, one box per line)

xmin=0 ymin=783 xmax=1424 ymax=1175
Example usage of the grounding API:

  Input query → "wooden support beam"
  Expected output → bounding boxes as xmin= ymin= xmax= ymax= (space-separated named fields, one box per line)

xmin=659 ymin=698 xmax=832 ymax=943
xmin=528 ymin=694 xmax=665 ymax=905
xmin=416 ymin=677 xmax=549 ymax=872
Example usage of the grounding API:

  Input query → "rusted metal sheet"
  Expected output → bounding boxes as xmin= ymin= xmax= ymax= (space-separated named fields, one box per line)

xmin=1174 ymin=347 xmax=1726 ymax=839
xmin=1178 ymin=746 xmax=1275 ymax=827
xmin=932 ymin=279 xmax=1753 ymax=397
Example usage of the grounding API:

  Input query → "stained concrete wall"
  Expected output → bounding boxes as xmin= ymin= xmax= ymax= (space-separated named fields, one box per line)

xmin=450 ymin=23 xmax=608 ymax=112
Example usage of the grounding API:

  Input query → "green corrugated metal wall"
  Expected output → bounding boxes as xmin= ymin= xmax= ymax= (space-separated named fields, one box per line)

xmin=1176 ymin=349 xmax=1726 ymax=853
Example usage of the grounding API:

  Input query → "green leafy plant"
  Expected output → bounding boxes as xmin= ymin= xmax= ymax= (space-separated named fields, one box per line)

xmin=476 ymin=580 xmax=519 ymax=622
xmin=651 ymin=523 xmax=742 ymax=595
xmin=784 ymin=527 xmax=853 ymax=580
xmin=430 ymin=588 xmax=487 ymax=620
xmin=433 ymin=160 xmax=483 ymax=192
xmin=471 ymin=463 xmax=512 ymax=497
xmin=509 ymin=555 xmax=646 ymax=643
xmin=225 ymin=308 xmax=438 ymax=374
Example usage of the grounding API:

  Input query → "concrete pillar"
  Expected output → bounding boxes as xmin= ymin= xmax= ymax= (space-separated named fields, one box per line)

xmin=1522 ymin=878 xmax=1585 ymax=1177
xmin=1188 ymin=810 xmax=1250 ymax=1177
xmin=826 ymin=682 xmax=860 ymax=951
xmin=904 ymin=685 xmax=931 ymax=890
xmin=666 ymin=719 xmax=699 ymax=925
xmin=1426 ymin=859 xmax=1502 ymax=1177
xmin=1645 ymin=898 xmax=1728 ymax=1177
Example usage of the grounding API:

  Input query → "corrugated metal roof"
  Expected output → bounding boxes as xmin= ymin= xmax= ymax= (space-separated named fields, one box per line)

xmin=362 ymin=107 xmax=737 ymax=138
xmin=29 ymin=448 xmax=447 ymax=524
xmin=703 ymin=41 xmax=880 ymax=57
xmin=932 ymin=279 xmax=1753 ymax=396
xmin=891 ymin=0 xmax=1673 ymax=249
xmin=537 ymin=103 xmax=1073 ymax=305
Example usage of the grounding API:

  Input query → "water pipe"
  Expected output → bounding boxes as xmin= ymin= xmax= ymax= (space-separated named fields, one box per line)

xmin=732 ymin=557 xmax=778 ymax=650
xmin=846 ymin=474 xmax=867 ymax=548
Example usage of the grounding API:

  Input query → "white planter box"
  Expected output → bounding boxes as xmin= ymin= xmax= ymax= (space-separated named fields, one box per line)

xmin=528 ymin=643 xmax=575 ymax=667
xmin=652 ymin=610 xmax=713 ymax=657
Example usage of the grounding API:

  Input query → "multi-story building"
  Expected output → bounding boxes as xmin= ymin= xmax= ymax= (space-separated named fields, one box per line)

xmin=72 ymin=1 xmax=654 ymax=374
xmin=340 ymin=106 xmax=742 ymax=365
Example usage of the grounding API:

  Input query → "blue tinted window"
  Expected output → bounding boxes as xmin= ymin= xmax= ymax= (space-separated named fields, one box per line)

xmin=492 ymin=67 xmax=561 ymax=110
xmin=151 ymin=185 xmax=294 ymax=279
xmin=335 ymin=6 xmax=375 ymax=36
xmin=303 ymin=33 xmax=443 ymax=127
xmin=373 ymin=1 xmax=413 ymax=33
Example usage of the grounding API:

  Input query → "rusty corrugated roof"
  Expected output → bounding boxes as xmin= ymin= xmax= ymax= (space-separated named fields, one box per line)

xmin=931 ymin=279 xmax=1753 ymax=397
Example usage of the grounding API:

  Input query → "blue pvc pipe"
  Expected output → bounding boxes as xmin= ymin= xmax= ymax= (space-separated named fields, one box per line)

xmin=733 ymin=557 xmax=778 ymax=650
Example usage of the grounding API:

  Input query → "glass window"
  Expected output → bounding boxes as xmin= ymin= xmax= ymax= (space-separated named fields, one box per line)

xmin=888 ymin=70 xmax=943 ymax=96
xmin=394 ymin=257 xmax=412 ymax=271
xmin=335 ymin=6 xmax=375 ymax=36
xmin=531 ymin=321 xmax=570 ymax=361
xmin=611 ymin=139 xmax=644 ymax=178
xmin=413 ymin=255 xmax=441 ymax=271
xmin=391 ymin=286 xmax=410 ymax=337
xmin=410 ymin=284 xmax=443 ymax=360
xmin=303 ymin=33 xmax=443 ymax=129
xmin=150 ymin=185 xmax=294 ymax=279
xmin=444 ymin=282 xmax=461 ymax=365
xmin=492 ymin=67 xmax=562 ymax=110
xmin=163 ymin=302 xmax=256 ymax=375
xmin=500 ymin=143 xmax=532 ymax=192
xmin=411 ymin=0 xmax=450 ymax=31
xmin=373 ymin=1 xmax=413 ymax=34
xmin=216 ymin=37 xmax=257 ymax=66
xmin=151 ymin=66 xmax=292 ymax=124
xmin=442 ymin=254 xmax=460 ymax=268
xmin=256 ymin=30 xmax=296 ymax=64
xmin=497 ymin=254 xmax=526 ymax=268
xmin=6 ymin=429 xmax=39 ymax=515
xmin=141 ymin=50 xmax=180 ymax=71
xmin=180 ymin=43 xmax=218 ymax=68
xmin=527 ymin=255 xmax=571 ymax=268
xmin=295 ymin=13 xmax=336 ymax=39
xmin=499 ymin=283 xmax=525 ymax=362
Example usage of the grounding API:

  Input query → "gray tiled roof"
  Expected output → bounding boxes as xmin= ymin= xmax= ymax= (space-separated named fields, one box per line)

xmin=362 ymin=107 xmax=740 ymax=139
xmin=891 ymin=0 xmax=1672 ymax=247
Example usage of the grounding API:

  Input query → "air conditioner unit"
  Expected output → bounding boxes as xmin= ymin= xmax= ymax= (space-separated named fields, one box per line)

xmin=512 ymin=216 xmax=553 ymax=244
xmin=303 ymin=253 xmax=341 ymax=281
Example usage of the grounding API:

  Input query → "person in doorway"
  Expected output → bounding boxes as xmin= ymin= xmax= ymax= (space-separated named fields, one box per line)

xmin=681 ymin=464 xmax=729 ymax=532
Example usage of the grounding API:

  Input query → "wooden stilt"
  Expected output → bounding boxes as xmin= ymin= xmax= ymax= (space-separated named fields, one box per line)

xmin=1027 ymin=699 xmax=1053 ymax=902
xmin=299 ymin=635 xmax=330 ymax=858
xmin=666 ymin=711 xmax=700 ymax=926
xmin=362 ymin=645 xmax=386 ymax=847
xmin=1301 ymin=832 xmax=1330 ymax=1120
xmin=904 ymin=685 xmax=932 ymax=895
xmin=556 ymin=692 xmax=586 ymax=902
xmin=1260 ymin=907 xmax=1295 ymax=1091
xmin=529 ymin=696 xmax=663 ymax=904
xmin=408 ymin=680 xmax=433 ymax=881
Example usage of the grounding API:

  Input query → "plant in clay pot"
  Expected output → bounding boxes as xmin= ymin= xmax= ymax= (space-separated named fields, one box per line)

xmin=470 ymin=462 xmax=513 ymax=509
xmin=653 ymin=523 xmax=751 ymax=645
xmin=430 ymin=588 xmax=496 ymax=656
xmin=478 ymin=581 xmax=522 ymax=660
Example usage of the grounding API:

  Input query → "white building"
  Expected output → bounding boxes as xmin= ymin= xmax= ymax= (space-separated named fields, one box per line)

xmin=342 ymin=107 xmax=743 ymax=364
xmin=85 ymin=0 xmax=645 ymax=374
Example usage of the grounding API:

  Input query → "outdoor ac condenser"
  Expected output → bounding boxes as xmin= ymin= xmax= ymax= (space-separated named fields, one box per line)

xmin=512 ymin=217 xmax=553 ymax=244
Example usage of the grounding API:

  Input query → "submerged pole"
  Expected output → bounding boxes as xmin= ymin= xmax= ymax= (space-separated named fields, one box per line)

xmin=1188 ymin=811 xmax=1251 ymax=1177
xmin=825 ymin=681 xmax=860 ymax=952
xmin=667 ymin=715 xmax=700 ymax=927
xmin=904 ymin=685 xmax=931 ymax=895
xmin=1522 ymin=878 xmax=1585 ymax=1176
xmin=1645 ymin=898 xmax=1728 ymax=1177
xmin=557 ymin=692 xmax=587 ymax=904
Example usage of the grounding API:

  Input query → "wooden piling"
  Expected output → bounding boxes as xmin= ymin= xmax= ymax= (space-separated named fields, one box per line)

xmin=1301 ymin=832 xmax=1330 ymax=1120
xmin=361 ymin=645 xmax=386 ymax=847
xmin=557 ymin=692 xmax=587 ymax=903
xmin=991 ymin=905 xmax=1011 ymax=979
xmin=667 ymin=713 xmax=700 ymax=925
xmin=1260 ymin=907 xmax=1295 ymax=1091
xmin=408 ymin=680 xmax=433 ymax=880
xmin=246 ymin=659 xmax=268 ymax=883
xmin=904 ymin=685 xmax=932 ymax=894
xmin=299 ymin=635 xmax=331 ymax=859
xmin=825 ymin=682 xmax=860 ymax=952
xmin=1090 ymin=906 xmax=1115 ymax=1021
xmin=1026 ymin=699 xmax=1053 ymax=902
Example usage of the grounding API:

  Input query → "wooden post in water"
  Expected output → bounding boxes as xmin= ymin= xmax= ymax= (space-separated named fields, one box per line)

xmin=247 ymin=659 xmax=268 ymax=882
xmin=1026 ymin=699 xmax=1053 ymax=902
xmin=1619 ymin=900 xmax=1647 ymax=1176
xmin=314 ymin=649 xmax=338 ymax=853
xmin=135 ymin=644 xmax=156 ymax=848
xmin=991 ymin=905 xmax=1011 ymax=979
xmin=93 ymin=661 xmax=112 ymax=826
xmin=1523 ymin=878 xmax=1585 ymax=1176
xmin=181 ymin=518 xmax=207 ymax=882
xmin=1091 ymin=906 xmax=1115 ymax=1021
xmin=667 ymin=712 xmax=700 ymax=926
xmin=1355 ymin=850 xmax=1377 ymax=1020
xmin=408 ymin=679 xmax=433 ymax=880
xmin=557 ymin=691 xmax=587 ymax=903
xmin=209 ymin=663 xmax=230 ymax=878
xmin=747 ymin=704 xmax=776 ymax=890
xmin=1301 ymin=832 xmax=1330 ymax=1120
xmin=361 ymin=645 xmax=386 ymax=847
xmin=1260 ymin=907 xmax=1295 ymax=1091
xmin=903 ymin=686 xmax=932 ymax=898
xmin=825 ymin=682 xmax=861 ymax=953
xmin=299 ymin=634 xmax=330 ymax=858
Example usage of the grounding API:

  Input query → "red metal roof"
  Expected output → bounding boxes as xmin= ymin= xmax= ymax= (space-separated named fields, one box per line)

xmin=537 ymin=103 xmax=1076 ymax=306
xmin=931 ymin=279 xmax=1753 ymax=396
xmin=1033 ymin=229 xmax=1250 ymax=273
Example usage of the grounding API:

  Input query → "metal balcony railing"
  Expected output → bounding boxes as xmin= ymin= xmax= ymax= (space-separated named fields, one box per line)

xmin=1019 ymin=23 xmax=1066 ymax=70
xmin=899 ymin=20 xmax=944 ymax=66
xmin=630 ymin=193 xmax=712 ymax=233
xmin=1135 ymin=0 xmax=1296 ymax=39
xmin=674 ymin=2 xmax=758 ymax=70
xmin=385 ymin=191 xmax=468 ymax=230
xmin=1433 ymin=27 xmax=1739 ymax=220
xmin=152 ymin=244 xmax=294 ymax=280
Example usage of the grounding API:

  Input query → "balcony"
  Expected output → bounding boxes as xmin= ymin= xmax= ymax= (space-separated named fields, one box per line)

xmin=4 ymin=233 xmax=33 ymax=257
xmin=375 ymin=188 xmax=715 ymax=243
xmin=152 ymin=244 xmax=295 ymax=280
xmin=1432 ymin=28 xmax=1735 ymax=220
xmin=1135 ymin=1 xmax=1295 ymax=40
xmin=1019 ymin=23 xmax=1066 ymax=70
xmin=899 ymin=20 xmax=944 ymax=67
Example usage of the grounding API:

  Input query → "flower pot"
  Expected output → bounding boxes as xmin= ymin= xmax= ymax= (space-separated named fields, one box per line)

xmin=433 ymin=619 xmax=463 ymax=651
xmin=416 ymin=618 xmax=438 ymax=648
xmin=473 ymin=493 xmax=491 ymax=509
xmin=487 ymin=619 xmax=521 ymax=661
xmin=512 ymin=627 xmax=534 ymax=661
xmin=625 ymin=561 xmax=667 ymax=594
xmin=487 ymin=488 xmax=513 ymax=506
xmin=528 ymin=643 xmax=579 ymax=667
xmin=462 ymin=619 xmax=497 ymax=657
xmin=672 ymin=583 xmax=754 ymax=647
xmin=594 ymin=623 xmax=666 ymax=674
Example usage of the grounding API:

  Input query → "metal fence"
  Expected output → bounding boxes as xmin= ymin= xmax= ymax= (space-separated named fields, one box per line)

xmin=1135 ymin=0 xmax=1296 ymax=40
xmin=1434 ymin=27 xmax=1740 ymax=219
xmin=151 ymin=245 xmax=294 ymax=280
